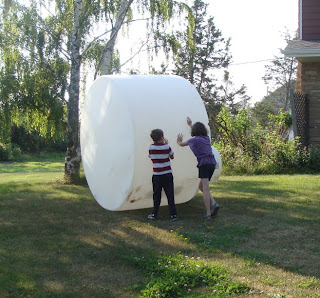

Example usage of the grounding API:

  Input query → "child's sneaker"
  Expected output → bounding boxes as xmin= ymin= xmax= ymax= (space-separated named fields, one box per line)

xmin=147 ymin=214 xmax=156 ymax=220
xmin=170 ymin=215 xmax=178 ymax=221
xmin=211 ymin=203 xmax=220 ymax=216
xmin=203 ymin=214 xmax=212 ymax=220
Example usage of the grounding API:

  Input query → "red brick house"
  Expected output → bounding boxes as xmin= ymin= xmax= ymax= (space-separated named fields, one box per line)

xmin=283 ymin=0 xmax=320 ymax=146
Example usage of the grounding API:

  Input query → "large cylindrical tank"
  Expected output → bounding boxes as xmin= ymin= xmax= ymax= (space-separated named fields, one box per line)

xmin=80 ymin=75 xmax=222 ymax=211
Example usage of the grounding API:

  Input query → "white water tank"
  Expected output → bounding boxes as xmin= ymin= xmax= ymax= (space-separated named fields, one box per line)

xmin=80 ymin=75 xmax=222 ymax=211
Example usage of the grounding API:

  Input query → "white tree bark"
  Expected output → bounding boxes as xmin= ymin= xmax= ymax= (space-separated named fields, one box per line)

xmin=100 ymin=0 xmax=134 ymax=75
xmin=65 ymin=0 xmax=84 ymax=182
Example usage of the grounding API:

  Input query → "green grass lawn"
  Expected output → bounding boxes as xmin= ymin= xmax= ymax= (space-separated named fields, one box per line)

xmin=0 ymin=156 xmax=319 ymax=297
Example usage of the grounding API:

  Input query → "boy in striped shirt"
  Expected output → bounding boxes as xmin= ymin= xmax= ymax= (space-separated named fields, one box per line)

xmin=148 ymin=129 xmax=178 ymax=220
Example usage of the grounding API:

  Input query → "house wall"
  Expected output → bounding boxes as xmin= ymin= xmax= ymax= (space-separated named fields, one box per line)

xmin=300 ymin=0 xmax=320 ymax=40
xmin=296 ymin=62 xmax=303 ymax=92
xmin=299 ymin=62 xmax=320 ymax=145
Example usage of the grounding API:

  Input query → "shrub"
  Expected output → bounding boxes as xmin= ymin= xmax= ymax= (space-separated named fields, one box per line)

xmin=11 ymin=124 xmax=67 ymax=153
xmin=214 ymin=106 xmax=320 ymax=175
xmin=0 ymin=143 xmax=10 ymax=161
xmin=11 ymin=146 xmax=22 ymax=159
xmin=297 ymin=145 xmax=320 ymax=173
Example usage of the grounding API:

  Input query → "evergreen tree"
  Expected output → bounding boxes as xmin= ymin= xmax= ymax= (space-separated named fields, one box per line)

xmin=217 ymin=70 xmax=251 ymax=115
xmin=172 ymin=0 xmax=231 ymax=114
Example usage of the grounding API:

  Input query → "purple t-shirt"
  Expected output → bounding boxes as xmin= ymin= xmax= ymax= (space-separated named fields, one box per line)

xmin=187 ymin=135 xmax=216 ymax=167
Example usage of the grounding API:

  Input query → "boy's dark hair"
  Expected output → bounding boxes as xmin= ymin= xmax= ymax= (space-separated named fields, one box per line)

xmin=191 ymin=122 xmax=208 ymax=137
xmin=150 ymin=129 xmax=164 ymax=142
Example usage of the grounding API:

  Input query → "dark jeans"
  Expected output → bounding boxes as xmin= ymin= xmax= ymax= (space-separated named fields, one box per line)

xmin=152 ymin=173 xmax=177 ymax=217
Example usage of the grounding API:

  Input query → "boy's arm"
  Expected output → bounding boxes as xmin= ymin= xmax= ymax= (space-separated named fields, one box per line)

xmin=148 ymin=146 xmax=152 ymax=159
xmin=169 ymin=145 xmax=174 ymax=159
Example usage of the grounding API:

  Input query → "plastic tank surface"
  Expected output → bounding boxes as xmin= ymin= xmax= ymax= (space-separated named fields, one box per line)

xmin=80 ymin=75 xmax=222 ymax=211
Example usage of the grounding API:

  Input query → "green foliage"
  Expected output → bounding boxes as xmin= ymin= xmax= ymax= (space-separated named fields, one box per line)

xmin=126 ymin=254 xmax=249 ymax=297
xmin=10 ymin=124 xmax=67 ymax=154
xmin=296 ymin=145 xmax=320 ymax=172
xmin=1 ymin=0 xmax=192 ymax=159
xmin=0 ymin=1 xmax=69 ymax=148
xmin=214 ymin=106 xmax=320 ymax=174
xmin=251 ymin=87 xmax=287 ymax=127
xmin=149 ymin=0 xmax=174 ymax=22
xmin=170 ymin=0 xmax=231 ymax=107
xmin=214 ymin=106 xmax=251 ymax=149
xmin=0 ymin=143 xmax=10 ymax=161
xmin=11 ymin=146 xmax=22 ymax=159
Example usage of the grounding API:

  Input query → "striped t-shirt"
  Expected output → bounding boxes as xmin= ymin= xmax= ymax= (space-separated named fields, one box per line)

xmin=149 ymin=143 xmax=174 ymax=175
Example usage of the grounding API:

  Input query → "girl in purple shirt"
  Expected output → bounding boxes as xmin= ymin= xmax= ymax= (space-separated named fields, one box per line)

xmin=177 ymin=117 xmax=219 ymax=220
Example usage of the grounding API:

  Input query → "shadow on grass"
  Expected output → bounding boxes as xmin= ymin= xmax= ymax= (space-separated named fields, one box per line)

xmin=0 ymin=176 xmax=319 ymax=297
xmin=0 ymin=184 xmax=195 ymax=297
xmin=180 ymin=178 xmax=320 ymax=278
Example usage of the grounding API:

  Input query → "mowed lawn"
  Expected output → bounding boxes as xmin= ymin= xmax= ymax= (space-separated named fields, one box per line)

xmin=0 ymin=156 xmax=319 ymax=297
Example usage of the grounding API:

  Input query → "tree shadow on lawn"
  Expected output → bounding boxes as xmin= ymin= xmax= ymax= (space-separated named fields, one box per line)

xmin=1 ymin=179 xmax=319 ymax=297
xmin=215 ymin=178 xmax=320 ymax=224
xmin=179 ymin=179 xmax=320 ymax=278
xmin=0 ymin=186 xmax=195 ymax=297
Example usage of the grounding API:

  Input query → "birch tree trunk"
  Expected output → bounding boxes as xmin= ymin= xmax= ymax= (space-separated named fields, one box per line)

xmin=100 ymin=0 xmax=134 ymax=75
xmin=64 ymin=0 xmax=178 ymax=183
xmin=64 ymin=0 xmax=83 ymax=183
xmin=65 ymin=0 xmax=134 ymax=183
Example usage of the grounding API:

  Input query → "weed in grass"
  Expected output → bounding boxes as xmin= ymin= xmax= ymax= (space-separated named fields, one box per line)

xmin=261 ymin=277 xmax=285 ymax=286
xmin=125 ymin=253 xmax=250 ymax=297
xmin=296 ymin=277 xmax=320 ymax=289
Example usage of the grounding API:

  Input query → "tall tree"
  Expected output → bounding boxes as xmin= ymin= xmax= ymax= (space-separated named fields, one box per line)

xmin=66 ymin=0 xmax=189 ymax=182
xmin=0 ymin=0 xmax=191 ymax=182
xmin=0 ymin=3 xmax=19 ymax=144
xmin=0 ymin=1 xmax=68 ymax=147
xmin=262 ymin=31 xmax=298 ymax=112
xmin=171 ymin=0 xmax=231 ymax=112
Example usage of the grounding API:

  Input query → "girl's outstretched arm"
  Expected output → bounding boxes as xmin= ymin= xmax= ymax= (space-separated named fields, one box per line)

xmin=177 ymin=133 xmax=188 ymax=147
xmin=187 ymin=117 xmax=192 ymax=127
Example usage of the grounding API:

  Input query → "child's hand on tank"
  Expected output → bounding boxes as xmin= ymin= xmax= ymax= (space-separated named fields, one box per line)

xmin=177 ymin=133 xmax=183 ymax=143
xmin=187 ymin=117 xmax=192 ymax=127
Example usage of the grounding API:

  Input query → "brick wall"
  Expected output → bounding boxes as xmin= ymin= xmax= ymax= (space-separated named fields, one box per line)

xmin=296 ymin=62 xmax=303 ymax=93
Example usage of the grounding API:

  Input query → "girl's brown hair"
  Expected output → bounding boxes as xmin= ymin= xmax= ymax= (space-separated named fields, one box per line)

xmin=191 ymin=122 xmax=207 ymax=137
